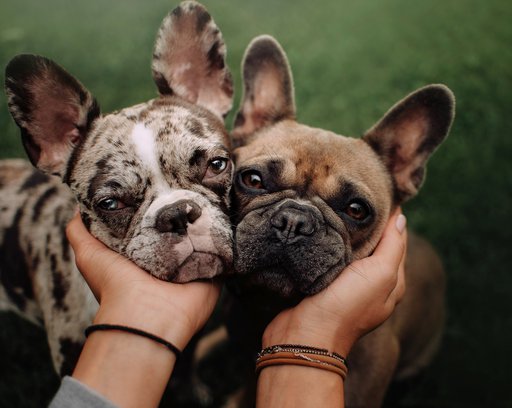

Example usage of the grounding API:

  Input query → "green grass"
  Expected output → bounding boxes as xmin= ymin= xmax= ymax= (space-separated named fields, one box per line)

xmin=1 ymin=0 xmax=511 ymax=406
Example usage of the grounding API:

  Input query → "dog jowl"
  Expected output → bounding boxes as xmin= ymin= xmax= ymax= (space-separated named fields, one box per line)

xmin=226 ymin=35 xmax=454 ymax=407
xmin=1 ymin=1 xmax=233 ymax=375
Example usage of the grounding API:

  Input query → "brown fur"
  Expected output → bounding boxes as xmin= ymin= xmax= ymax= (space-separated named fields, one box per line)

xmin=223 ymin=35 xmax=454 ymax=407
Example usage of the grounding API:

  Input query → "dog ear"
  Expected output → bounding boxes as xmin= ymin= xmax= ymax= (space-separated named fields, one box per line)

xmin=5 ymin=54 xmax=100 ymax=177
xmin=363 ymin=84 xmax=455 ymax=202
xmin=231 ymin=35 xmax=296 ymax=147
xmin=152 ymin=1 xmax=233 ymax=119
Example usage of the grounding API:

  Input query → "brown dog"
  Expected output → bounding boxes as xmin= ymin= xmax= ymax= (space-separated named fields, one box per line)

xmin=222 ymin=35 xmax=455 ymax=407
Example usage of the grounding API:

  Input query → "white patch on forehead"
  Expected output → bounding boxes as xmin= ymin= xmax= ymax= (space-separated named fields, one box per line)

xmin=130 ymin=123 xmax=170 ymax=192
xmin=131 ymin=123 xmax=157 ymax=171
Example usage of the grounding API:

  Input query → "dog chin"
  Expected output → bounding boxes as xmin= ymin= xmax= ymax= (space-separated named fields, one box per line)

xmin=249 ymin=272 xmax=297 ymax=297
xmin=144 ymin=252 xmax=229 ymax=283
xmin=127 ymin=232 xmax=233 ymax=283
xmin=174 ymin=252 xmax=227 ymax=282
xmin=248 ymin=264 xmax=343 ymax=298
xmin=305 ymin=266 xmax=345 ymax=295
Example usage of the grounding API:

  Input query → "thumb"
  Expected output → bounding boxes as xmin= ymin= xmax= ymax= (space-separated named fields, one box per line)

xmin=372 ymin=208 xmax=407 ymax=268
xmin=66 ymin=211 xmax=131 ymax=300
xmin=66 ymin=210 xmax=104 ymax=252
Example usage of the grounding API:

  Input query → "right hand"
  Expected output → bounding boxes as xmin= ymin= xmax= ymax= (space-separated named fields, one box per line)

xmin=262 ymin=209 xmax=407 ymax=357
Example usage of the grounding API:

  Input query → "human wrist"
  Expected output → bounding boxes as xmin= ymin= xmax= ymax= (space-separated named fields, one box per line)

xmin=256 ymin=344 xmax=348 ymax=379
xmin=262 ymin=313 xmax=355 ymax=358
xmin=73 ymin=326 xmax=176 ymax=408
xmin=93 ymin=288 xmax=194 ymax=351
xmin=258 ymin=316 xmax=348 ymax=407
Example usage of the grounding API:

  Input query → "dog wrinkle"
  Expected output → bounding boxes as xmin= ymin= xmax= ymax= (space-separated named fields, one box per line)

xmin=81 ymin=212 xmax=92 ymax=229
xmin=187 ymin=207 xmax=217 ymax=252
xmin=207 ymin=181 xmax=229 ymax=202
xmin=188 ymin=148 xmax=206 ymax=167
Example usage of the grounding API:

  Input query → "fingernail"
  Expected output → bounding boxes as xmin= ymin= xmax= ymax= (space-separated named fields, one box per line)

xmin=73 ymin=206 xmax=80 ymax=216
xmin=395 ymin=214 xmax=407 ymax=233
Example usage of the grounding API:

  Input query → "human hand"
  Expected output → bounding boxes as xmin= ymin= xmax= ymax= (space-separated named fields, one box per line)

xmin=262 ymin=209 xmax=407 ymax=357
xmin=66 ymin=211 xmax=221 ymax=350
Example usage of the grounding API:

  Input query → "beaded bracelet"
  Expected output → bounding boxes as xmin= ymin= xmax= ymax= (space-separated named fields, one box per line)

xmin=256 ymin=344 xmax=348 ymax=380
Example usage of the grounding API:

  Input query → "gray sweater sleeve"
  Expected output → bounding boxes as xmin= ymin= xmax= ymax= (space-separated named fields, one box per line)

xmin=49 ymin=376 xmax=119 ymax=408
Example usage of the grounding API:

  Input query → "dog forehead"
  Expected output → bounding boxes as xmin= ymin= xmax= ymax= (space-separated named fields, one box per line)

xmin=104 ymin=97 xmax=226 ymax=143
xmin=235 ymin=121 xmax=390 ymax=196
xmin=235 ymin=121 xmax=353 ymax=163
xmin=70 ymin=98 xmax=228 ymax=193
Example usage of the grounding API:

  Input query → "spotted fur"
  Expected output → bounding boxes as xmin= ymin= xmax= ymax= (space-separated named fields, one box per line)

xmin=1 ymin=1 xmax=233 ymax=376
xmin=0 ymin=160 xmax=94 ymax=374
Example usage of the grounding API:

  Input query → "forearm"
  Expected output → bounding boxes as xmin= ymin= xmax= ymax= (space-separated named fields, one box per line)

xmin=73 ymin=329 xmax=176 ymax=408
xmin=256 ymin=365 xmax=344 ymax=407
xmin=256 ymin=328 xmax=348 ymax=407
xmin=62 ymin=213 xmax=221 ymax=407
xmin=71 ymin=296 xmax=187 ymax=408
xmin=255 ymin=211 xmax=407 ymax=407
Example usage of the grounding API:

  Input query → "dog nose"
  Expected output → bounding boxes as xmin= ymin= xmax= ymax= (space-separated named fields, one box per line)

xmin=271 ymin=206 xmax=317 ymax=242
xmin=155 ymin=200 xmax=202 ymax=235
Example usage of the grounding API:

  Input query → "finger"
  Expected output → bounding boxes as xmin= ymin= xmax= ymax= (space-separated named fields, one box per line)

xmin=66 ymin=212 xmax=133 ymax=298
xmin=373 ymin=208 xmax=407 ymax=270
xmin=391 ymin=228 xmax=408 ymax=303
xmin=66 ymin=211 xmax=109 ymax=297
xmin=66 ymin=211 xmax=108 ymax=254
xmin=381 ymin=215 xmax=408 ymax=314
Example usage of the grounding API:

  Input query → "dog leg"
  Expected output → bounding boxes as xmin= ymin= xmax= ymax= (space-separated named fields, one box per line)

xmin=344 ymin=323 xmax=400 ymax=408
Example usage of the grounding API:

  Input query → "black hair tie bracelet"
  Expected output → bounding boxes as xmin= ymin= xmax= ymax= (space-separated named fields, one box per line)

xmin=85 ymin=324 xmax=181 ymax=358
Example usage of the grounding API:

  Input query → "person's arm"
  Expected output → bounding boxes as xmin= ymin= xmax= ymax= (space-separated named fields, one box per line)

xmin=72 ymin=323 xmax=177 ymax=408
xmin=55 ymin=209 xmax=405 ymax=408
xmin=257 ymin=209 xmax=407 ymax=408
xmin=62 ymin=212 xmax=221 ymax=408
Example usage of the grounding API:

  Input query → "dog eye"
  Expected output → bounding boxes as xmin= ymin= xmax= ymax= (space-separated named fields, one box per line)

xmin=240 ymin=170 xmax=265 ymax=191
xmin=344 ymin=200 xmax=370 ymax=221
xmin=204 ymin=157 xmax=230 ymax=179
xmin=98 ymin=198 xmax=126 ymax=211
xmin=209 ymin=158 xmax=228 ymax=173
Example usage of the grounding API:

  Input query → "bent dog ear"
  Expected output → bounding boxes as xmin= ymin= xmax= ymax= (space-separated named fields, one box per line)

xmin=363 ymin=84 xmax=455 ymax=203
xmin=152 ymin=1 xmax=233 ymax=119
xmin=5 ymin=54 xmax=100 ymax=177
xmin=231 ymin=35 xmax=296 ymax=147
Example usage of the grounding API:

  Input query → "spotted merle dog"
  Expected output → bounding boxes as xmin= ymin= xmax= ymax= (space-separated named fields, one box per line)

xmin=0 ymin=1 xmax=234 ymax=376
